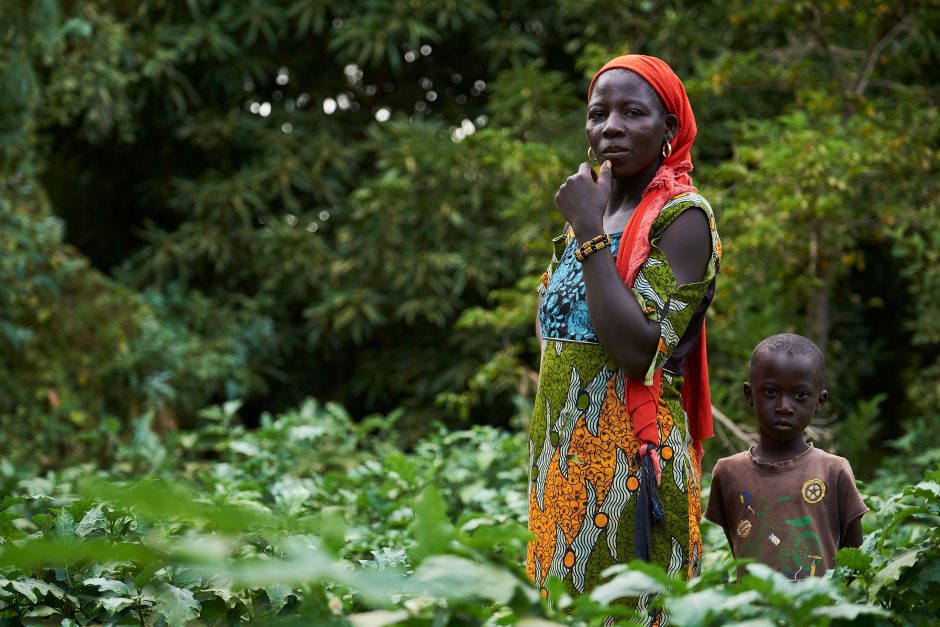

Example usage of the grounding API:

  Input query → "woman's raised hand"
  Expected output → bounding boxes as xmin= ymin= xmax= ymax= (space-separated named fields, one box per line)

xmin=554 ymin=161 xmax=612 ymax=239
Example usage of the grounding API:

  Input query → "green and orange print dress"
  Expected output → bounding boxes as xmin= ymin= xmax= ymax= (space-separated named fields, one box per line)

xmin=527 ymin=193 xmax=721 ymax=602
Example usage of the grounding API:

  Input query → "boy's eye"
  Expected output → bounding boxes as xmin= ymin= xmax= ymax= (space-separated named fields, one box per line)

xmin=795 ymin=391 xmax=809 ymax=400
xmin=764 ymin=388 xmax=776 ymax=397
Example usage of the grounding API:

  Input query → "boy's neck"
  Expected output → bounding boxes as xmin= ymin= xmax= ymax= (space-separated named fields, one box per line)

xmin=752 ymin=435 xmax=811 ymax=464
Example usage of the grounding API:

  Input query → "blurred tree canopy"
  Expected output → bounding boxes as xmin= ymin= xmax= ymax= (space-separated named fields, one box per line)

xmin=1 ymin=0 xmax=937 ymax=473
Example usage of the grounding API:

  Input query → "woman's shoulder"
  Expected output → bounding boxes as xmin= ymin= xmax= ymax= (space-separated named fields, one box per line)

xmin=650 ymin=192 xmax=721 ymax=268
xmin=653 ymin=192 xmax=716 ymax=231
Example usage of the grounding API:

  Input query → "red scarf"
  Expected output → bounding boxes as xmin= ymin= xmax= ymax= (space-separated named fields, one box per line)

xmin=589 ymin=55 xmax=713 ymax=464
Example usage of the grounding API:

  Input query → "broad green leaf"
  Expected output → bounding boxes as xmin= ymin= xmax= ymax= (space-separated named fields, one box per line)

xmin=602 ymin=560 xmax=679 ymax=587
xmin=811 ymin=601 xmax=891 ymax=620
xmin=81 ymin=480 xmax=282 ymax=533
xmin=870 ymin=548 xmax=923 ymax=599
xmin=0 ymin=538 xmax=157 ymax=568
xmin=204 ymin=585 xmax=241 ymax=609
xmin=7 ymin=578 xmax=66 ymax=603
xmin=460 ymin=519 xmax=532 ymax=549
xmin=835 ymin=547 xmax=871 ymax=572
xmin=25 ymin=605 xmax=57 ymax=618
xmin=53 ymin=510 xmax=76 ymax=538
xmin=411 ymin=555 xmax=527 ymax=604
xmin=909 ymin=558 xmax=940 ymax=595
xmin=265 ymin=583 xmax=295 ymax=615
xmin=75 ymin=503 xmax=108 ymax=537
xmin=153 ymin=583 xmax=201 ymax=627
xmin=667 ymin=589 xmax=763 ymax=627
xmin=83 ymin=577 xmax=131 ymax=596
xmin=100 ymin=597 xmax=135 ymax=615
xmin=912 ymin=480 xmax=940 ymax=501
xmin=407 ymin=485 xmax=454 ymax=563
xmin=590 ymin=570 xmax=664 ymax=605
xmin=319 ymin=507 xmax=346 ymax=554
xmin=218 ymin=541 xmax=406 ymax=605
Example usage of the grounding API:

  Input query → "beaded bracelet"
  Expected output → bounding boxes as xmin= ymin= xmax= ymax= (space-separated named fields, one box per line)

xmin=574 ymin=234 xmax=612 ymax=262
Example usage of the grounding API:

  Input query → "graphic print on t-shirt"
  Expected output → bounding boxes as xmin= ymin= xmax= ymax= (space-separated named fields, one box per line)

xmin=735 ymin=484 xmax=826 ymax=580
xmin=705 ymin=446 xmax=869 ymax=582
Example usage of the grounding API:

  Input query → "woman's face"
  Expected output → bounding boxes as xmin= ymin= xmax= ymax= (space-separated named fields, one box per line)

xmin=586 ymin=69 xmax=676 ymax=180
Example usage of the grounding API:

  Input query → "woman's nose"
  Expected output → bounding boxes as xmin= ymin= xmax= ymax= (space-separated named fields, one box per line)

xmin=602 ymin=112 xmax=624 ymax=136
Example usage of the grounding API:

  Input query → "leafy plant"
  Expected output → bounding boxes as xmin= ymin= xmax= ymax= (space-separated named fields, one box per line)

xmin=3 ymin=398 xmax=937 ymax=625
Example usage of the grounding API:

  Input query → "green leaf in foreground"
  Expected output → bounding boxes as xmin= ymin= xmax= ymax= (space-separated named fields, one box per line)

xmin=75 ymin=503 xmax=108 ymax=537
xmin=835 ymin=547 xmax=871 ymax=572
xmin=153 ymin=583 xmax=201 ymax=627
xmin=411 ymin=555 xmax=533 ymax=605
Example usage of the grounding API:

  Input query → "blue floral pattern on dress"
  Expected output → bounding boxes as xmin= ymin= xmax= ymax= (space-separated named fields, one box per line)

xmin=539 ymin=233 xmax=623 ymax=343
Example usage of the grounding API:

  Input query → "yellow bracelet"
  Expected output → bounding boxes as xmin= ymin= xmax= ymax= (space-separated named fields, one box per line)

xmin=574 ymin=234 xmax=611 ymax=262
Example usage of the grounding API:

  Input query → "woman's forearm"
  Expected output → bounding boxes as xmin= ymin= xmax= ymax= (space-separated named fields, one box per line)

xmin=580 ymin=251 xmax=660 ymax=379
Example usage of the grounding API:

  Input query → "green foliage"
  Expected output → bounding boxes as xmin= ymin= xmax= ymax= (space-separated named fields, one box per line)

xmin=2 ymin=399 xmax=938 ymax=624
xmin=833 ymin=468 xmax=940 ymax=625
xmin=705 ymin=96 xmax=938 ymax=463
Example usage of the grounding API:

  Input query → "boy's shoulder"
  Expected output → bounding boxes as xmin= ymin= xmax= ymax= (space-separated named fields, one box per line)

xmin=711 ymin=450 xmax=753 ymax=477
xmin=711 ymin=445 xmax=855 ymax=478
xmin=713 ymin=450 xmax=750 ymax=468
xmin=807 ymin=445 xmax=857 ymax=474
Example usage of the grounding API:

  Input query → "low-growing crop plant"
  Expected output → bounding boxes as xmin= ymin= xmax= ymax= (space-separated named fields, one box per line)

xmin=1 ymin=398 xmax=936 ymax=625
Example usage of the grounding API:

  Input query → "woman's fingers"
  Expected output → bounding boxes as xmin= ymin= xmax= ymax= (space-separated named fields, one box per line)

xmin=554 ymin=162 xmax=611 ymax=232
xmin=597 ymin=160 xmax=612 ymax=187
xmin=578 ymin=161 xmax=595 ymax=182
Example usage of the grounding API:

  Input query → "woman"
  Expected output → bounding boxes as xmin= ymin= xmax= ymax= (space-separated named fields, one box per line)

xmin=527 ymin=55 xmax=721 ymax=605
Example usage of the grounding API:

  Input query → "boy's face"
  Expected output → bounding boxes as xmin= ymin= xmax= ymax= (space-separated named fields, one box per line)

xmin=744 ymin=352 xmax=828 ymax=443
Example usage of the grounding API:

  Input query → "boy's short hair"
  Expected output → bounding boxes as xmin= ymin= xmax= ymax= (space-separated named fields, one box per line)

xmin=749 ymin=333 xmax=825 ymax=384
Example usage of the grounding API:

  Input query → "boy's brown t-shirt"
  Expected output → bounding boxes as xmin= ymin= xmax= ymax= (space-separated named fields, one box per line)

xmin=704 ymin=443 xmax=867 ymax=580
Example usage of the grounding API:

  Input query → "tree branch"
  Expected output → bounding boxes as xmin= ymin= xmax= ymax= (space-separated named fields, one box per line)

xmin=802 ymin=5 xmax=850 ymax=98
xmin=852 ymin=15 xmax=916 ymax=97
xmin=711 ymin=404 xmax=757 ymax=448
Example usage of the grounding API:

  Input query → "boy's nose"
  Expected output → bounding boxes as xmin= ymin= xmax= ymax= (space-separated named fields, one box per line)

xmin=776 ymin=398 xmax=794 ymax=414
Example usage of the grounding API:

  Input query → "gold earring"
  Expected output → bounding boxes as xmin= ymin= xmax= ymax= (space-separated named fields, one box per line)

xmin=662 ymin=141 xmax=673 ymax=159
xmin=587 ymin=147 xmax=598 ymax=163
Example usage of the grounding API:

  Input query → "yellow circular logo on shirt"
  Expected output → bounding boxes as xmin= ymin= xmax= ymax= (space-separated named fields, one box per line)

xmin=802 ymin=478 xmax=826 ymax=504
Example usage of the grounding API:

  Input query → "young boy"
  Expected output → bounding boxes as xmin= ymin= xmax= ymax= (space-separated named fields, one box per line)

xmin=705 ymin=333 xmax=867 ymax=580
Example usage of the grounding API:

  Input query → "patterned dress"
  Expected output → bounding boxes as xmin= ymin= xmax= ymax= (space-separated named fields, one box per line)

xmin=527 ymin=193 xmax=721 ymax=607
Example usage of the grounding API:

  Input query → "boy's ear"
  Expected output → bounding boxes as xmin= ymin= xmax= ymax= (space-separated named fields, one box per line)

xmin=817 ymin=389 xmax=828 ymax=409
xmin=743 ymin=382 xmax=754 ymax=406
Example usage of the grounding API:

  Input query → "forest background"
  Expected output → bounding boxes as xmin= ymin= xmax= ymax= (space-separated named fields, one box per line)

xmin=1 ymin=0 xmax=939 ymax=625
